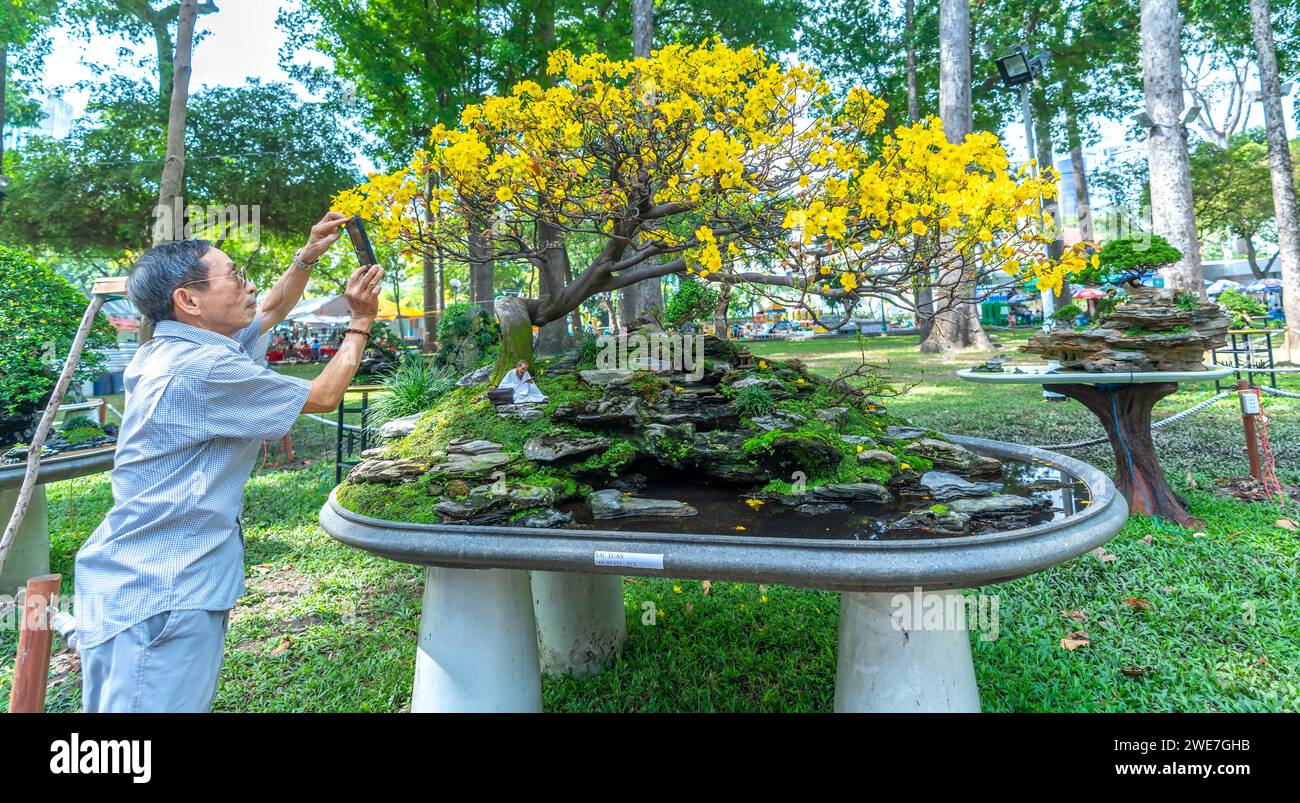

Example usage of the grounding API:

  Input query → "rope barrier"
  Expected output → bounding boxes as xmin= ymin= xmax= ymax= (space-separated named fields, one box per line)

xmin=1259 ymin=385 xmax=1300 ymax=400
xmin=1030 ymin=391 xmax=1235 ymax=450
xmin=303 ymin=412 xmax=362 ymax=432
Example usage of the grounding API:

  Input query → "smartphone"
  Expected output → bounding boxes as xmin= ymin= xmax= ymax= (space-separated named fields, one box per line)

xmin=344 ymin=216 xmax=377 ymax=267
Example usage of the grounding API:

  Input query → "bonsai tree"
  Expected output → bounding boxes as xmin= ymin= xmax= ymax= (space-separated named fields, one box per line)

xmin=0 ymin=244 xmax=116 ymax=443
xmin=332 ymin=40 xmax=1087 ymax=383
xmin=1217 ymin=288 xmax=1269 ymax=329
xmin=1073 ymin=234 xmax=1182 ymax=289
xmin=663 ymin=277 xmax=720 ymax=332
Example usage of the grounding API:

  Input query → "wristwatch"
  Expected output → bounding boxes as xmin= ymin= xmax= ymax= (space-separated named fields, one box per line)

xmin=291 ymin=248 xmax=318 ymax=272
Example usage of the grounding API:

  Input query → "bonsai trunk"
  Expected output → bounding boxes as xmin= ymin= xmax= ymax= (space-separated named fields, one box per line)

xmin=712 ymin=283 xmax=731 ymax=339
xmin=491 ymin=296 xmax=536 ymax=387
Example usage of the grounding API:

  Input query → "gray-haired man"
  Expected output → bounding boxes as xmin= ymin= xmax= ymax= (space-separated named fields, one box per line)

xmin=75 ymin=211 xmax=385 ymax=712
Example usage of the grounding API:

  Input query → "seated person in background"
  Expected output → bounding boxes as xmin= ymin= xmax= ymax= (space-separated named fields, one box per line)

xmin=497 ymin=360 xmax=548 ymax=404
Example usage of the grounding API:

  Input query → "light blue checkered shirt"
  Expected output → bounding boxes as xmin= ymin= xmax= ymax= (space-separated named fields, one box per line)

xmin=74 ymin=313 xmax=311 ymax=649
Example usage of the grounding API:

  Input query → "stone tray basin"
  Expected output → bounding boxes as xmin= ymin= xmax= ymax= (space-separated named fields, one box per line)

xmin=1 ymin=446 xmax=116 ymax=593
xmin=319 ymin=436 xmax=1128 ymax=713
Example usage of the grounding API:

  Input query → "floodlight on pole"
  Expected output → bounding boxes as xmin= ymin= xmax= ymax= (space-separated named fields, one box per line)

xmin=995 ymin=43 xmax=1062 ymax=400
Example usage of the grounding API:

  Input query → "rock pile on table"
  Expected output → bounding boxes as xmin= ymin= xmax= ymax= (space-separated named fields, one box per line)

xmin=1021 ymin=286 xmax=1229 ymax=372
xmin=337 ymin=335 xmax=1044 ymax=534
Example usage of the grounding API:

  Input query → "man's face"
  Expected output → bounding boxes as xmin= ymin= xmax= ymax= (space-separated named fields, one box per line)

xmin=174 ymin=249 xmax=258 ymax=336
xmin=515 ymin=362 xmax=527 ymax=377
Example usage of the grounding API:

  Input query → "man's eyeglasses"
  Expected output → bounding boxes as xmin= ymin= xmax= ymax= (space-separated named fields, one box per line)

xmin=178 ymin=266 xmax=251 ymax=291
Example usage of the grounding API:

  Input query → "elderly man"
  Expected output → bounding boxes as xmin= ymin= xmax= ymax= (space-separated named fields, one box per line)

xmin=74 ymin=211 xmax=384 ymax=713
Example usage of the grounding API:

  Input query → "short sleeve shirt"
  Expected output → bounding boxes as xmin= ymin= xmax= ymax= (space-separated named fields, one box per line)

xmin=73 ymin=314 xmax=312 ymax=649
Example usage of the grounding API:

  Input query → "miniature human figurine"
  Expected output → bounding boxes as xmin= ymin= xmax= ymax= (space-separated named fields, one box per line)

xmin=497 ymin=360 xmax=548 ymax=404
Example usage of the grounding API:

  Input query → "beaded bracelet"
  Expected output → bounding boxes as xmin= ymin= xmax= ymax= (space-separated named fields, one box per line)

xmin=343 ymin=328 xmax=371 ymax=339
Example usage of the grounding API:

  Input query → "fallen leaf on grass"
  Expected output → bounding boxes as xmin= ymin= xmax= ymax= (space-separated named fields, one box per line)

xmin=701 ymin=580 xmax=712 ymax=595
xmin=622 ymin=577 xmax=646 ymax=585
xmin=1257 ymin=656 xmax=1268 ymax=664
xmin=1191 ymin=531 xmax=1207 ymax=538
xmin=1060 ymin=637 xmax=1090 ymax=651
xmin=269 ymin=637 xmax=291 ymax=656
xmin=1161 ymin=586 xmax=1176 ymax=594
xmin=1123 ymin=597 xmax=1154 ymax=611
xmin=1061 ymin=609 xmax=1087 ymax=623
xmin=1275 ymin=519 xmax=1298 ymax=532
xmin=1092 ymin=547 xmax=1117 ymax=563
xmin=1067 ymin=629 xmax=1089 ymax=640
xmin=1120 ymin=665 xmax=1153 ymax=677
xmin=1140 ymin=535 xmax=1153 ymax=545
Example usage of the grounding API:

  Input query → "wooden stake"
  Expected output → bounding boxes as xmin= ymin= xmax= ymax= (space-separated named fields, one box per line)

xmin=0 ymin=295 xmax=106 ymax=575
xmin=9 ymin=573 xmax=61 ymax=713
xmin=1238 ymin=379 xmax=1264 ymax=482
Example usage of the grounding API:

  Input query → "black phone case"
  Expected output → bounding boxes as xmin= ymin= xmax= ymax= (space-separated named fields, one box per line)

xmin=345 ymin=216 xmax=378 ymax=267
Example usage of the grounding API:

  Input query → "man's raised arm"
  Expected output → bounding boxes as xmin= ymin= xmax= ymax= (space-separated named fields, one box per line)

xmin=257 ymin=211 xmax=351 ymax=336
xmin=302 ymin=264 xmax=385 ymax=414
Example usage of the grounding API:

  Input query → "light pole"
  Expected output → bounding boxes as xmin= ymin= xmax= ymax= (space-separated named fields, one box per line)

xmin=997 ymin=44 xmax=1063 ymax=399
xmin=449 ymin=277 xmax=462 ymax=304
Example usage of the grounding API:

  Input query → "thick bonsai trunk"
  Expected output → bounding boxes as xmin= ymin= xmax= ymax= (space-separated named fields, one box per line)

xmin=535 ymin=219 xmax=572 ymax=357
xmin=1054 ymin=382 xmax=1202 ymax=528
xmin=491 ymin=296 xmax=535 ymax=387
xmin=712 ymin=283 xmax=731 ymax=339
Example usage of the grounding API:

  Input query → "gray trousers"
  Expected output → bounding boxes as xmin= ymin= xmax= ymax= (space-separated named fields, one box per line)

xmin=80 ymin=609 xmax=230 ymax=713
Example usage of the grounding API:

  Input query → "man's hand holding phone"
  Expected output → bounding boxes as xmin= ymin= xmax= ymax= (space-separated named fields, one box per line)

xmin=300 ymin=211 xmax=352 ymax=263
xmin=345 ymin=265 xmax=384 ymax=325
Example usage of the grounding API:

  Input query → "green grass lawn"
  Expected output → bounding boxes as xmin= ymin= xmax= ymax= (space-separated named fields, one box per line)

xmin=4 ymin=331 xmax=1297 ymax=712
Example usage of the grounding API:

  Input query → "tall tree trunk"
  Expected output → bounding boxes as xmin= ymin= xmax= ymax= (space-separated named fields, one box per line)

xmin=632 ymin=0 xmax=654 ymax=58
xmin=1243 ymin=237 xmax=1278 ymax=280
xmin=140 ymin=0 xmax=201 ymax=345
xmin=422 ymin=179 xmax=440 ymax=350
xmin=1251 ymin=0 xmax=1300 ymax=361
xmin=1063 ymin=99 xmax=1096 ymax=245
xmin=905 ymin=0 xmax=931 ymax=337
xmin=1 ymin=44 xmax=8 ymax=182
xmin=920 ymin=0 xmax=991 ymax=353
xmin=1033 ymin=88 xmax=1070 ymax=311
xmin=469 ymin=222 xmax=494 ymax=315
xmin=620 ymin=0 xmax=663 ymax=327
xmin=905 ymin=0 xmax=919 ymax=124
xmin=1141 ymin=0 xmax=1203 ymax=295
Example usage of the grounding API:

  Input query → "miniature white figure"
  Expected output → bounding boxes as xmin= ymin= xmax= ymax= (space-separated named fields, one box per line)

xmin=498 ymin=360 xmax=548 ymax=404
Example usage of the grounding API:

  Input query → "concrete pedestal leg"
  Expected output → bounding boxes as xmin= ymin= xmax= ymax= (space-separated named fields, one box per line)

xmin=531 ymin=571 xmax=627 ymax=677
xmin=833 ymin=590 xmax=980 ymax=713
xmin=411 ymin=566 xmax=542 ymax=712
xmin=0 ymin=485 xmax=49 ymax=597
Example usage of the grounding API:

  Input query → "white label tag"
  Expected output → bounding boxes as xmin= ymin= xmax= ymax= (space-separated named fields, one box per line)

xmin=1240 ymin=391 xmax=1261 ymax=416
xmin=594 ymin=551 xmax=664 ymax=570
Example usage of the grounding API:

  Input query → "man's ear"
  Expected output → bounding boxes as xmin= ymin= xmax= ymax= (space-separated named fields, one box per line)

xmin=172 ymin=286 xmax=202 ymax=317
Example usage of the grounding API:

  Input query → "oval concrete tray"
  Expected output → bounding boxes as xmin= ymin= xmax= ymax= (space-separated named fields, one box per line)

xmin=0 ymin=446 xmax=116 ymax=489
xmin=320 ymin=436 xmax=1129 ymax=592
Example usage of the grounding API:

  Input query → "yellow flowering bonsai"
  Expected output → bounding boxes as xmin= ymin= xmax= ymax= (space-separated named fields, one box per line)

xmin=333 ymin=39 xmax=1086 ymax=378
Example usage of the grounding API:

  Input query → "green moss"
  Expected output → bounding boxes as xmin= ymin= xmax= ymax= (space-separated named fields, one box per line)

xmin=63 ymin=426 xmax=105 ymax=444
xmin=897 ymin=454 xmax=933 ymax=471
xmin=625 ymin=371 xmax=670 ymax=403
xmin=336 ymin=481 xmax=443 ymax=524
xmin=929 ymin=503 xmax=949 ymax=515
xmin=573 ymin=439 xmax=638 ymax=476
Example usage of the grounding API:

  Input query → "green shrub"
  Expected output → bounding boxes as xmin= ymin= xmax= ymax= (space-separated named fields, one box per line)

xmin=433 ymin=303 xmax=499 ymax=375
xmin=1 ymin=244 xmax=116 ymax=442
xmin=368 ymin=355 xmax=456 ymax=435
xmin=1072 ymin=234 xmax=1182 ymax=287
xmin=664 ymin=278 xmax=719 ymax=329
xmin=731 ymin=384 xmax=775 ymax=417
xmin=1051 ymin=303 xmax=1085 ymax=324
xmin=1217 ymin=288 xmax=1268 ymax=329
